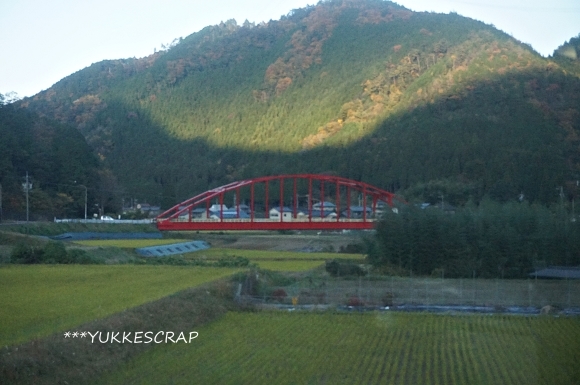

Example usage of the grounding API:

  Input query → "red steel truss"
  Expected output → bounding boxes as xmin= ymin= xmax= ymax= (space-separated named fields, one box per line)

xmin=156 ymin=174 xmax=405 ymax=231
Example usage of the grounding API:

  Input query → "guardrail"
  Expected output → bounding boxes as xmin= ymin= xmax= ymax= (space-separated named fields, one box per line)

xmin=54 ymin=218 xmax=155 ymax=224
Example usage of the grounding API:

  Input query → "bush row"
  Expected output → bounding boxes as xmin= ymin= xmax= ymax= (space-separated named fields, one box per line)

xmin=139 ymin=255 xmax=251 ymax=268
xmin=10 ymin=242 xmax=101 ymax=264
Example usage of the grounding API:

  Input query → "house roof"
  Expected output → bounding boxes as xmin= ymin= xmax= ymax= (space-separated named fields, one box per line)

xmin=269 ymin=207 xmax=293 ymax=213
xmin=343 ymin=206 xmax=372 ymax=212
xmin=310 ymin=210 xmax=337 ymax=217
xmin=210 ymin=210 xmax=249 ymax=219
xmin=313 ymin=201 xmax=336 ymax=208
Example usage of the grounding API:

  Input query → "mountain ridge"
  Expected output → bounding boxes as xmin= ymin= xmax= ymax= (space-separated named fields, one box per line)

xmin=11 ymin=0 xmax=580 ymax=212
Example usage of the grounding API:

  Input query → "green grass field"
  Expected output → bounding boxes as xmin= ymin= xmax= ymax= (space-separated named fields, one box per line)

xmin=98 ymin=311 xmax=580 ymax=385
xmin=0 ymin=265 xmax=240 ymax=347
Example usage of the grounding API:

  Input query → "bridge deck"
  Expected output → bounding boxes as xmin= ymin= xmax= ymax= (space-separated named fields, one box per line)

xmin=156 ymin=218 xmax=376 ymax=231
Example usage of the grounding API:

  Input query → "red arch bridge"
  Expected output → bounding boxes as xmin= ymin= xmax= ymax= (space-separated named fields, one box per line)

xmin=156 ymin=174 xmax=405 ymax=231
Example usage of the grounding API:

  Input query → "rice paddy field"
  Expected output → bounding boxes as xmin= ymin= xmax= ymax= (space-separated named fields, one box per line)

xmin=193 ymin=248 xmax=363 ymax=261
xmin=74 ymin=239 xmax=362 ymax=260
xmin=72 ymin=239 xmax=362 ymax=271
xmin=97 ymin=311 xmax=580 ymax=385
xmin=192 ymin=248 xmax=360 ymax=271
xmin=5 ymin=232 xmax=579 ymax=384
xmin=0 ymin=265 xmax=240 ymax=347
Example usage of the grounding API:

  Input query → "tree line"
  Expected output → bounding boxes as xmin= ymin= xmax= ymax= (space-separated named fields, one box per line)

xmin=368 ymin=200 xmax=580 ymax=278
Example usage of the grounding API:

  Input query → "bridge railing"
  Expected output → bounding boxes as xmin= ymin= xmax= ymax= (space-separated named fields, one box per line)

xmin=165 ymin=217 xmax=377 ymax=223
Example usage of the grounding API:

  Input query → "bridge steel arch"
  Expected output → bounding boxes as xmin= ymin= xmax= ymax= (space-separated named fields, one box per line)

xmin=156 ymin=174 xmax=405 ymax=231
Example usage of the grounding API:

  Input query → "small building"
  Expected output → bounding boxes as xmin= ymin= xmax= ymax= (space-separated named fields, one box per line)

xmin=269 ymin=207 xmax=294 ymax=221
xmin=190 ymin=207 xmax=208 ymax=219
xmin=311 ymin=208 xmax=337 ymax=219
xmin=209 ymin=204 xmax=228 ymax=212
xmin=235 ymin=204 xmax=251 ymax=214
xmin=341 ymin=206 xmax=372 ymax=219
xmin=313 ymin=201 xmax=336 ymax=210
xmin=209 ymin=210 xmax=249 ymax=219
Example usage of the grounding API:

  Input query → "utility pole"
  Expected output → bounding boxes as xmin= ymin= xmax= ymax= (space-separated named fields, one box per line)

xmin=23 ymin=172 xmax=31 ymax=222
xmin=558 ymin=186 xmax=566 ymax=224
xmin=74 ymin=181 xmax=88 ymax=220
xmin=81 ymin=185 xmax=87 ymax=220
xmin=0 ymin=182 xmax=3 ymax=223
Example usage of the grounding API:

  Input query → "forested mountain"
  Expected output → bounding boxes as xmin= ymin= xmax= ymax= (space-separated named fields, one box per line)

xmin=15 ymin=0 xmax=580 ymax=210
xmin=554 ymin=34 xmax=580 ymax=62
xmin=0 ymin=97 xmax=101 ymax=219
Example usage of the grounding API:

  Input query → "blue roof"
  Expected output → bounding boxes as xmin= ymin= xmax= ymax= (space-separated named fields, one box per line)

xmin=270 ymin=206 xmax=293 ymax=212
xmin=309 ymin=210 xmax=337 ymax=218
xmin=344 ymin=206 xmax=372 ymax=212
xmin=313 ymin=201 xmax=336 ymax=208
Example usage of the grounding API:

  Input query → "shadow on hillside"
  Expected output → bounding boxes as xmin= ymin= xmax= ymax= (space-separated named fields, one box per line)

xmin=84 ymin=68 xmax=580 ymax=207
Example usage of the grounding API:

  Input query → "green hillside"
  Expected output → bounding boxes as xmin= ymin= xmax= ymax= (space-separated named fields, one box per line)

xmin=0 ymin=100 xmax=101 ymax=219
xmin=17 ymin=0 xmax=580 ymax=209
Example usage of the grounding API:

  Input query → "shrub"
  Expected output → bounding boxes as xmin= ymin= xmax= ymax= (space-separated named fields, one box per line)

xmin=381 ymin=292 xmax=395 ymax=306
xmin=271 ymin=288 xmax=287 ymax=302
xmin=10 ymin=241 xmax=102 ymax=265
xmin=347 ymin=296 xmax=364 ymax=307
xmin=339 ymin=243 xmax=365 ymax=254
xmin=68 ymin=249 xmax=102 ymax=264
xmin=240 ymin=270 xmax=260 ymax=296
xmin=10 ymin=243 xmax=44 ymax=264
xmin=43 ymin=242 xmax=70 ymax=264
xmin=325 ymin=259 xmax=366 ymax=277
xmin=212 ymin=280 xmax=235 ymax=299
xmin=216 ymin=256 xmax=250 ymax=267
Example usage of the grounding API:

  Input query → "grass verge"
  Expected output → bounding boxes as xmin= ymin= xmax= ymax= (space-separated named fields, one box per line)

xmin=0 ymin=278 xmax=245 ymax=385
xmin=0 ymin=222 xmax=159 ymax=236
